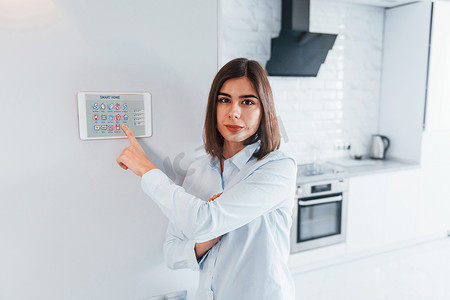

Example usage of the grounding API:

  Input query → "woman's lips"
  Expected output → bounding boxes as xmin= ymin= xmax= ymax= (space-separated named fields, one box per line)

xmin=225 ymin=125 xmax=244 ymax=133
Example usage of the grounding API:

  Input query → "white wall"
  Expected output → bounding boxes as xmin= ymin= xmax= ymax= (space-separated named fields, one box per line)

xmin=221 ymin=0 xmax=385 ymax=163
xmin=0 ymin=1 xmax=217 ymax=299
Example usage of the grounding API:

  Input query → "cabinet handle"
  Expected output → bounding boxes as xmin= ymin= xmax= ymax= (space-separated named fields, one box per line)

xmin=299 ymin=195 xmax=342 ymax=206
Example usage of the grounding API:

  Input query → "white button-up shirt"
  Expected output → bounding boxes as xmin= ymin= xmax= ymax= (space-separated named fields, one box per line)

xmin=141 ymin=142 xmax=297 ymax=299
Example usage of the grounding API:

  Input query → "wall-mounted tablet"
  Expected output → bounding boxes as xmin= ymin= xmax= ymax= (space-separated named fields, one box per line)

xmin=77 ymin=92 xmax=152 ymax=140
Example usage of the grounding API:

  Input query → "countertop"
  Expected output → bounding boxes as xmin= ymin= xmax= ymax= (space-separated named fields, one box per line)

xmin=296 ymin=158 xmax=420 ymax=184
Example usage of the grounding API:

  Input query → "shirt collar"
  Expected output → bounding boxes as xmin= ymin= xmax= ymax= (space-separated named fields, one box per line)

xmin=228 ymin=141 xmax=260 ymax=170
xmin=209 ymin=141 xmax=261 ymax=171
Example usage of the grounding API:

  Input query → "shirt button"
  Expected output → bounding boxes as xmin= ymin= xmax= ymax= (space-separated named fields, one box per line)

xmin=208 ymin=271 xmax=212 ymax=276
xmin=209 ymin=291 xmax=213 ymax=298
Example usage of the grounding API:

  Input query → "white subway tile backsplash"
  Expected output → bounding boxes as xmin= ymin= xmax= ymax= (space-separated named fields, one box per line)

xmin=221 ymin=0 xmax=384 ymax=163
xmin=285 ymin=90 xmax=313 ymax=101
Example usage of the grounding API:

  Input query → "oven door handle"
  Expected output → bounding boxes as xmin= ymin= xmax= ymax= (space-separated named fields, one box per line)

xmin=299 ymin=195 xmax=342 ymax=206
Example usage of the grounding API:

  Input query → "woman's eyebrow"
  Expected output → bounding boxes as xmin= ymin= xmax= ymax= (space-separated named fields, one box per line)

xmin=218 ymin=92 xmax=259 ymax=100
xmin=239 ymin=94 xmax=259 ymax=100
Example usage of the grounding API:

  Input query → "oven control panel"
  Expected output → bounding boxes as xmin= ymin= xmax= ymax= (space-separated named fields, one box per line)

xmin=296 ymin=179 xmax=348 ymax=198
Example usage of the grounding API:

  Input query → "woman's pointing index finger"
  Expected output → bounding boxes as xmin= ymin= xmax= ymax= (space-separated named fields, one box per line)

xmin=122 ymin=124 xmax=138 ymax=145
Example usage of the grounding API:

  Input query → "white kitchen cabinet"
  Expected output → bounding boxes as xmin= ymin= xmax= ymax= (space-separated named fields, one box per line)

xmin=417 ymin=165 xmax=450 ymax=235
xmin=425 ymin=2 xmax=450 ymax=131
xmin=420 ymin=1 xmax=450 ymax=203
xmin=379 ymin=1 xmax=450 ymax=162
xmin=419 ymin=2 xmax=450 ymax=237
xmin=346 ymin=169 xmax=421 ymax=254
xmin=378 ymin=2 xmax=431 ymax=163
xmin=377 ymin=1 xmax=450 ymax=249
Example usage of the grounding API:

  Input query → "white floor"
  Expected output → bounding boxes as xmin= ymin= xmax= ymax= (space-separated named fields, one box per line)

xmin=294 ymin=237 xmax=450 ymax=300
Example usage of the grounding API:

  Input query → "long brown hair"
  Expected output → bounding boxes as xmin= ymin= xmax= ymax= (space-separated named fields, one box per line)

xmin=204 ymin=58 xmax=280 ymax=160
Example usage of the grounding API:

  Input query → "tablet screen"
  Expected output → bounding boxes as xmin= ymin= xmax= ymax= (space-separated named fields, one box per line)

xmin=84 ymin=93 xmax=147 ymax=138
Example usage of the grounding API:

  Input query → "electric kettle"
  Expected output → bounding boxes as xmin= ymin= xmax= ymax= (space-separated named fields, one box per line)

xmin=370 ymin=135 xmax=390 ymax=159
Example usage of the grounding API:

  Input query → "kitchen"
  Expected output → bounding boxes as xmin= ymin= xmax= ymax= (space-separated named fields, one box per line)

xmin=1 ymin=0 xmax=449 ymax=299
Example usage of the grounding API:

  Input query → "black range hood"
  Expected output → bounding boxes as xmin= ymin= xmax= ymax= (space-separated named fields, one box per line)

xmin=266 ymin=0 xmax=337 ymax=77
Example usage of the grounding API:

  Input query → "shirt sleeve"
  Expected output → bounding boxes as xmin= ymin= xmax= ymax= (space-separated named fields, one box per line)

xmin=142 ymin=157 xmax=296 ymax=242
xmin=162 ymin=222 xmax=204 ymax=271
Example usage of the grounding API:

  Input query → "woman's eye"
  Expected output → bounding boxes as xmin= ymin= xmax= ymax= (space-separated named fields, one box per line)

xmin=242 ymin=99 xmax=254 ymax=105
xmin=218 ymin=98 xmax=230 ymax=103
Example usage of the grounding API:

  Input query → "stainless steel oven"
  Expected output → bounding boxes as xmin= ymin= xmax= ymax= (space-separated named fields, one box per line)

xmin=291 ymin=178 xmax=348 ymax=253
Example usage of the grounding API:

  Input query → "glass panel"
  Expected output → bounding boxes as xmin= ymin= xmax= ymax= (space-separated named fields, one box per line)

xmin=298 ymin=201 xmax=341 ymax=242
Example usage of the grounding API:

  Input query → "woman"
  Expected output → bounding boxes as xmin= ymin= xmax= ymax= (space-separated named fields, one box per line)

xmin=117 ymin=58 xmax=296 ymax=299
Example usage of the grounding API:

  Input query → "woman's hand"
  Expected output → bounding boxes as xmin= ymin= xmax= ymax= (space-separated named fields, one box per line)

xmin=195 ymin=236 xmax=222 ymax=259
xmin=208 ymin=193 xmax=222 ymax=202
xmin=116 ymin=124 xmax=156 ymax=177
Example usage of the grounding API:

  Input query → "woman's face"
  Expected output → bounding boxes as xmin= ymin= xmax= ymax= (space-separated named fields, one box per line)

xmin=216 ymin=77 xmax=262 ymax=152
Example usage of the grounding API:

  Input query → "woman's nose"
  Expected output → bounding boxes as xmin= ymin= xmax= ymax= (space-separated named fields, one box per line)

xmin=228 ymin=103 xmax=240 ymax=119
